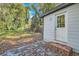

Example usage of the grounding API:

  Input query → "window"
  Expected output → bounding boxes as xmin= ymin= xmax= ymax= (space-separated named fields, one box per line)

xmin=57 ymin=15 xmax=65 ymax=28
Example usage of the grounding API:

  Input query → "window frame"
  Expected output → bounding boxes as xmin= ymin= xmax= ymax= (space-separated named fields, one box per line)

xmin=56 ymin=13 xmax=65 ymax=28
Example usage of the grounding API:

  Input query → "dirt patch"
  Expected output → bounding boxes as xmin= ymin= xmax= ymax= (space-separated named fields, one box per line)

xmin=0 ymin=33 xmax=60 ymax=56
xmin=1 ymin=40 xmax=59 ymax=56
xmin=0 ymin=33 xmax=42 ymax=54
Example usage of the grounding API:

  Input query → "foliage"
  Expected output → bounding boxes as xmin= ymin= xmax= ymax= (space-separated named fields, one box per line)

xmin=30 ymin=3 xmax=56 ymax=32
xmin=0 ymin=3 xmax=56 ymax=35
xmin=0 ymin=3 xmax=26 ymax=34
xmin=38 ymin=3 xmax=56 ymax=14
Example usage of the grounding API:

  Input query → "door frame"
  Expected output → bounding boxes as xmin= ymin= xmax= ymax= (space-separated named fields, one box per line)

xmin=55 ymin=12 xmax=68 ymax=43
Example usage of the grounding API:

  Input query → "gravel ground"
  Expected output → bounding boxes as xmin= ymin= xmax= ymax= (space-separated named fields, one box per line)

xmin=0 ymin=40 xmax=59 ymax=56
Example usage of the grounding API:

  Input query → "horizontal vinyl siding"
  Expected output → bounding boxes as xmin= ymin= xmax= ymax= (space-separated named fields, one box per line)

xmin=43 ymin=14 xmax=55 ymax=42
xmin=43 ymin=4 xmax=79 ymax=52
xmin=67 ymin=4 xmax=79 ymax=52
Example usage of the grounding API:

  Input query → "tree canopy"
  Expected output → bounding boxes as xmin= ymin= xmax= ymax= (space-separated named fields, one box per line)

xmin=0 ymin=3 xmax=26 ymax=34
xmin=0 ymin=3 xmax=56 ymax=34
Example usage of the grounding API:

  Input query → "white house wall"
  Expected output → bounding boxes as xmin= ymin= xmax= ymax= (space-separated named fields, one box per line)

xmin=67 ymin=4 xmax=79 ymax=52
xmin=54 ymin=4 xmax=79 ymax=52
xmin=43 ymin=14 xmax=55 ymax=42
xmin=43 ymin=4 xmax=79 ymax=52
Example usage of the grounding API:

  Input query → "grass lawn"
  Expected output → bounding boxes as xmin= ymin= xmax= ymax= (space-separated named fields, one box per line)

xmin=0 ymin=31 xmax=33 ymax=40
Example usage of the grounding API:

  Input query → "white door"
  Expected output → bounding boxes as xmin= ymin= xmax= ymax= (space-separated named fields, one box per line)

xmin=56 ymin=13 xmax=67 ymax=42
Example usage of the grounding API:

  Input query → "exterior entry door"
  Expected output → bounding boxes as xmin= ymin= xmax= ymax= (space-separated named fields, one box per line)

xmin=56 ymin=13 xmax=67 ymax=42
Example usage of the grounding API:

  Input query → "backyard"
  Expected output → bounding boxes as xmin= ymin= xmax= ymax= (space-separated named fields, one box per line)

xmin=0 ymin=3 xmax=60 ymax=56
xmin=0 ymin=33 xmax=60 ymax=56
xmin=0 ymin=3 xmax=79 ymax=56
